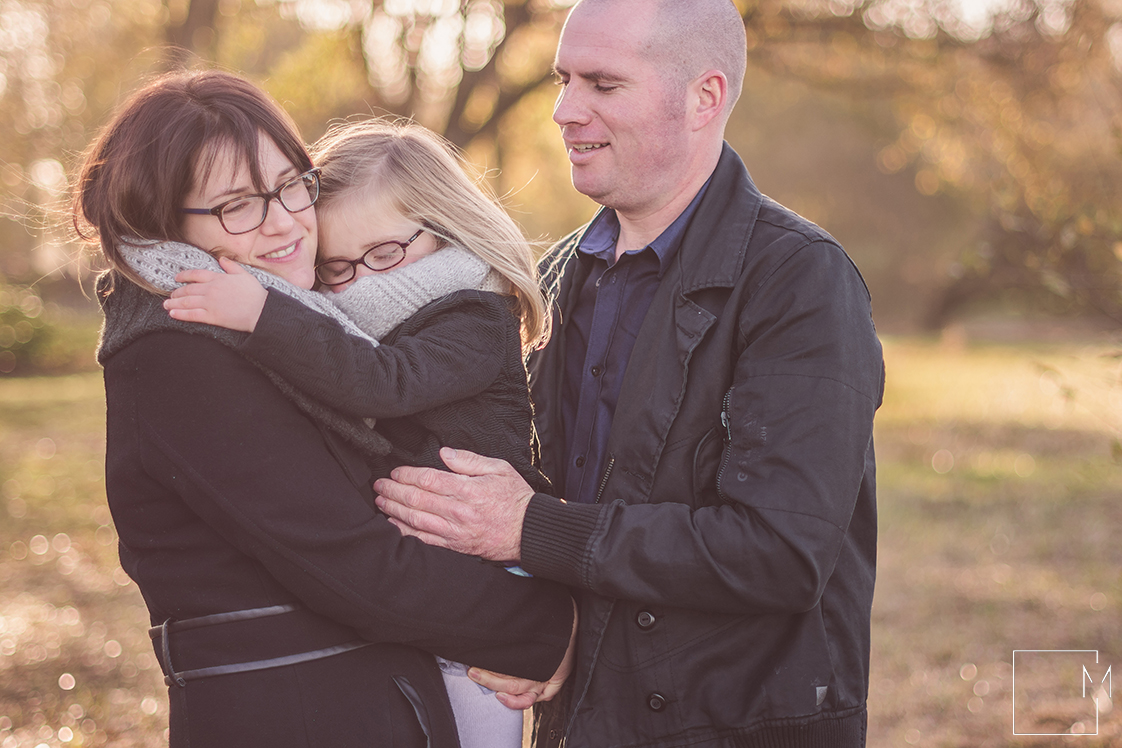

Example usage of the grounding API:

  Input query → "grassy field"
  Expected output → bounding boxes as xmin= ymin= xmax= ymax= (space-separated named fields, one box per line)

xmin=0 ymin=336 xmax=1119 ymax=747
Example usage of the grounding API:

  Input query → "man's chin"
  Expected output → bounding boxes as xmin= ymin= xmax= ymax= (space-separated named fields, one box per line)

xmin=570 ymin=175 xmax=613 ymax=206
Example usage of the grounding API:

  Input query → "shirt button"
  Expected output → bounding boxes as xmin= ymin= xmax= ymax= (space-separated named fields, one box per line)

xmin=636 ymin=611 xmax=656 ymax=629
xmin=575 ymin=456 xmax=585 ymax=468
xmin=590 ymin=365 xmax=603 ymax=377
xmin=648 ymin=693 xmax=667 ymax=711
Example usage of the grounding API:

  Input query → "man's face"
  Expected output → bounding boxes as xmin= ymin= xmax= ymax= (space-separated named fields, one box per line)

xmin=552 ymin=1 xmax=692 ymax=220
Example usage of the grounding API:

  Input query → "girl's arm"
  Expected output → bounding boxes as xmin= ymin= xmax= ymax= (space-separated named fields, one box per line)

xmin=161 ymin=246 xmax=493 ymax=338
xmin=158 ymin=246 xmax=512 ymax=420
xmin=241 ymin=290 xmax=513 ymax=419
xmin=163 ymin=257 xmax=269 ymax=333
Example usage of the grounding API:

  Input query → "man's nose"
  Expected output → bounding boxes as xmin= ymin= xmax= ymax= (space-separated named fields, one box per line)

xmin=553 ymin=84 xmax=590 ymax=126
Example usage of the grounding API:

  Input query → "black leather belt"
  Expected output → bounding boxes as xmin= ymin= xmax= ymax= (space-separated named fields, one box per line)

xmin=148 ymin=604 xmax=373 ymax=687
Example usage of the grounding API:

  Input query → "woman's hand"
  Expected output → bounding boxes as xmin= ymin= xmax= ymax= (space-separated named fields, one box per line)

xmin=469 ymin=598 xmax=578 ymax=710
xmin=164 ymin=257 xmax=268 ymax=333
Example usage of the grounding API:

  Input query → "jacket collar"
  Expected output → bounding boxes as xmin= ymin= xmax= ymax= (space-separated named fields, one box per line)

xmin=546 ymin=142 xmax=762 ymax=303
xmin=672 ymin=142 xmax=762 ymax=294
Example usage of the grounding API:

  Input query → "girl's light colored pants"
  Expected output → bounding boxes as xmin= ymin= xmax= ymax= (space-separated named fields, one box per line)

xmin=436 ymin=657 xmax=523 ymax=748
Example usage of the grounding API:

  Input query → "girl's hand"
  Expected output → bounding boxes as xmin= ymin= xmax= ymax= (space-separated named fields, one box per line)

xmin=164 ymin=257 xmax=268 ymax=333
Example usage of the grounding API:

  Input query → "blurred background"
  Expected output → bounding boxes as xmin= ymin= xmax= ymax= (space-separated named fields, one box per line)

xmin=0 ymin=0 xmax=1119 ymax=746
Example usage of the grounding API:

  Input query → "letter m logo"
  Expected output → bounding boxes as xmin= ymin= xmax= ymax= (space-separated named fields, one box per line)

xmin=1083 ymin=664 xmax=1112 ymax=699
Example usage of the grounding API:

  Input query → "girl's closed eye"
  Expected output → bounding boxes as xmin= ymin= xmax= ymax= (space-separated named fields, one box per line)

xmin=315 ymin=194 xmax=440 ymax=291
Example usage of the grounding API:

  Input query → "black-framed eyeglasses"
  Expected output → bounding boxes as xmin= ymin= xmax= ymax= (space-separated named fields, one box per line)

xmin=315 ymin=229 xmax=425 ymax=286
xmin=181 ymin=168 xmax=321 ymax=235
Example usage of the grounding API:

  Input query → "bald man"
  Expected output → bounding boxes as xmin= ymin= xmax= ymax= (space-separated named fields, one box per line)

xmin=376 ymin=1 xmax=883 ymax=745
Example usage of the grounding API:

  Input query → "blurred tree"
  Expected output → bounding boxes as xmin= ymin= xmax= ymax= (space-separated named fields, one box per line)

xmin=165 ymin=0 xmax=221 ymax=69
xmin=736 ymin=0 xmax=1122 ymax=326
xmin=0 ymin=0 xmax=164 ymax=290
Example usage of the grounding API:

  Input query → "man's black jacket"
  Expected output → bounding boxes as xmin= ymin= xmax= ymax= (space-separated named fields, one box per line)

xmin=524 ymin=144 xmax=884 ymax=748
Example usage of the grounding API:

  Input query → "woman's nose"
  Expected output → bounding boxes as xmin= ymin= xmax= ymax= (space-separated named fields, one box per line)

xmin=260 ymin=197 xmax=296 ymax=233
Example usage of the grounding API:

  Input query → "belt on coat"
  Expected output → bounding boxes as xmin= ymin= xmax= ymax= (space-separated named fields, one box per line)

xmin=148 ymin=604 xmax=373 ymax=687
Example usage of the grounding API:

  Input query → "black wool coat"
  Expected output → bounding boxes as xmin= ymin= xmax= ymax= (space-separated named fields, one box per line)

xmin=100 ymin=287 xmax=572 ymax=747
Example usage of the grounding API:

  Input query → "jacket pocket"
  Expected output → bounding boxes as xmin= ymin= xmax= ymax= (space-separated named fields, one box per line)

xmin=713 ymin=387 xmax=735 ymax=503
xmin=690 ymin=426 xmax=722 ymax=505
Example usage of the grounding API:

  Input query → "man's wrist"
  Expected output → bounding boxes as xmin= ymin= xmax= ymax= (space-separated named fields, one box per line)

xmin=519 ymin=493 xmax=604 ymax=586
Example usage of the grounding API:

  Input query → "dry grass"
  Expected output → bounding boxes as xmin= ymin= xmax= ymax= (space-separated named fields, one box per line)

xmin=0 ymin=374 xmax=165 ymax=747
xmin=870 ymin=337 xmax=1122 ymax=747
xmin=0 ymin=336 xmax=1119 ymax=747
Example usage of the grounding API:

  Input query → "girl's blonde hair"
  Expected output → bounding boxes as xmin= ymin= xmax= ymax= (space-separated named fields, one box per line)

xmin=310 ymin=120 xmax=549 ymax=354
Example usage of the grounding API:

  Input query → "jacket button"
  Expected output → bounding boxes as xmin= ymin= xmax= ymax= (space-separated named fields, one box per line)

xmin=575 ymin=456 xmax=585 ymax=467
xmin=636 ymin=611 xmax=656 ymax=629
xmin=647 ymin=693 xmax=667 ymax=711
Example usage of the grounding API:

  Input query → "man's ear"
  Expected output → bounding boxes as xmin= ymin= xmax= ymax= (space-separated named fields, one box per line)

xmin=689 ymin=70 xmax=728 ymax=132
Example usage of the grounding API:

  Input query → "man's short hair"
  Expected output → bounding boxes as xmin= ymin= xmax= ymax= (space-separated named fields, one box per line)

xmin=579 ymin=0 xmax=747 ymax=113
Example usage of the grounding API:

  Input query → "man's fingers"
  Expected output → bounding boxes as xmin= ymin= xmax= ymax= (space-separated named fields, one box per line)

xmin=385 ymin=517 xmax=454 ymax=550
xmin=376 ymin=466 xmax=463 ymax=501
xmin=439 ymin=447 xmax=514 ymax=478
xmin=376 ymin=492 xmax=461 ymax=537
xmin=376 ymin=457 xmax=528 ymax=560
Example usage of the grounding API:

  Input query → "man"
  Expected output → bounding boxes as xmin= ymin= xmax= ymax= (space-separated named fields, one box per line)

xmin=375 ymin=0 xmax=884 ymax=745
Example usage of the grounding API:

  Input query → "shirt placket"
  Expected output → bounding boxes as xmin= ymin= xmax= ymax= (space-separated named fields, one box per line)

xmin=564 ymin=260 xmax=630 ymax=504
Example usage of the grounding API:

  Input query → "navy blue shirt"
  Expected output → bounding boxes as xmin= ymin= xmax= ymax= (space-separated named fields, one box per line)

xmin=560 ymin=181 xmax=711 ymax=504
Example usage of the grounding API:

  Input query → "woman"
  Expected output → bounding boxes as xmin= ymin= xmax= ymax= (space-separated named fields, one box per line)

xmin=75 ymin=69 xmax=573 ymax=747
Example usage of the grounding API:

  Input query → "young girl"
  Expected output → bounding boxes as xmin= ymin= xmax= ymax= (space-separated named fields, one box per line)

xmin=151 ymin=120 xmax=554 ymax=748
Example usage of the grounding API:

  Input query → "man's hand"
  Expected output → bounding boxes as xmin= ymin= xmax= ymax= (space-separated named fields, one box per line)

xmin=374 ymin=447 xmax=532 ymax=562
xmin=164 ymin=257 xmax=268 ymax=333
xmin=471 ymin=598 xmax=578 ymax=710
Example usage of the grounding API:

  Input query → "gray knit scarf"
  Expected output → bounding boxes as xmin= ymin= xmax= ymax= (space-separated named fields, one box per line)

xmin=98 ymin=240 xmax=502 ymax=458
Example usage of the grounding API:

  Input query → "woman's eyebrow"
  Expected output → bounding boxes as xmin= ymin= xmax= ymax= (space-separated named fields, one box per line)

xmin=210 ymin=166 xmax=299 ymax=202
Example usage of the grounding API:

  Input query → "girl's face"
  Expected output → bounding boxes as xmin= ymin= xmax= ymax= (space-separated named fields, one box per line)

xmin=317 ymin=191 xmax=442 ymax=293
xmin=180 ymin=137 xmax=318 ymax=290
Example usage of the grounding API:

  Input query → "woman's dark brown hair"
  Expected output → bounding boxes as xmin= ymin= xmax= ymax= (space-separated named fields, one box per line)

xmin=73 ymin=69 xmax=311 ymax=292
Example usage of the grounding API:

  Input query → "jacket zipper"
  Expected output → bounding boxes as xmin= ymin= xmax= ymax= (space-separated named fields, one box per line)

xmin=715 ymin=390 xmax=733 ymax=501
xmin=594 ymin=456 xmax=615 ymax=504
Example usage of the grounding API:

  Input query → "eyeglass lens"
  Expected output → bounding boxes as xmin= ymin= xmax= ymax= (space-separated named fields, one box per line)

xmin=315 ymin=242 xmax=407 ymax=285
xmin=219 ymin=172 xmax=319 ymax=234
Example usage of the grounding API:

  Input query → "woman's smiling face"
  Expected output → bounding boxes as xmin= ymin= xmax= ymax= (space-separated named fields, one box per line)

xmin=180 ymin=136 xmax=318 ymax=290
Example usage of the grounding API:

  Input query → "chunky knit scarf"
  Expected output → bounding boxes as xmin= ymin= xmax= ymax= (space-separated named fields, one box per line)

xmin=330 ymin=247 xmax=505 ymax=339
xmin=118 ymin=241 xmax=375 ymax=341
xmin=98 ymin=239 xmax=503 ymax=458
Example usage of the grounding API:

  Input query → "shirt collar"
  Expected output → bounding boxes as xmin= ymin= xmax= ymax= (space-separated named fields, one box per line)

xmin=576 ymin=176 xmax=713 ymax=277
